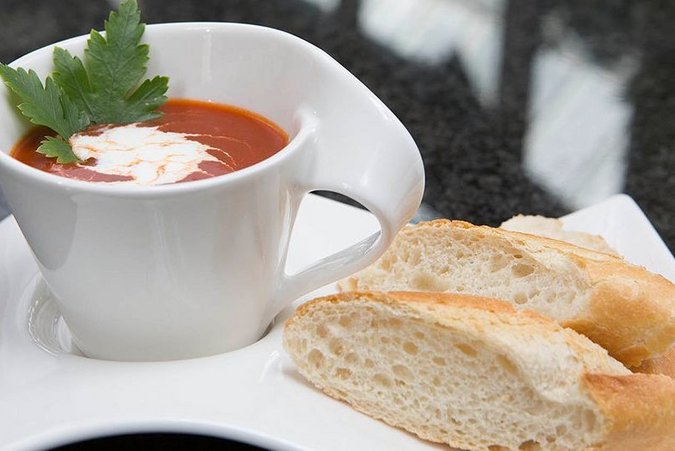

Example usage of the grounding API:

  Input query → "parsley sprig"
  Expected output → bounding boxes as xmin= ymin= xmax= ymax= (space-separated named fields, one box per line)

xmin=0 ymin=0 xmax=168 ymax=163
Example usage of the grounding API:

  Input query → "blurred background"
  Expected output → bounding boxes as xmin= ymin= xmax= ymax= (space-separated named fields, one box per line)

xmin=0 ymin=0 xmax=673 ymax=251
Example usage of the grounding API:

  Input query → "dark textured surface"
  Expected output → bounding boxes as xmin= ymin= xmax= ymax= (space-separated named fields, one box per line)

xmin=625 ymin=0 xmax=675 ymax=254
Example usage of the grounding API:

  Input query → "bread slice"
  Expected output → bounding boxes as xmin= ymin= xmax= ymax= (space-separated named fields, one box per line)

xmin=283 ymin=291 xmax=675 ymax=450
xmin=500 ymin=215 xmax=618 ymax=256
xmin=338 ymin=220 xmax=675 ymax=368
xmin=500 ymin=215 xmax=675 ymax=377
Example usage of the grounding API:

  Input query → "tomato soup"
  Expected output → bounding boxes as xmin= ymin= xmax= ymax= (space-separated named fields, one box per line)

xmin=11 ymin=99 xmax=289 ymax=185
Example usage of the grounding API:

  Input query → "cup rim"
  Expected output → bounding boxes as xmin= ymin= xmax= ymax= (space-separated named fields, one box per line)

xmin=0 ymin=23 xmax=318 ymax=197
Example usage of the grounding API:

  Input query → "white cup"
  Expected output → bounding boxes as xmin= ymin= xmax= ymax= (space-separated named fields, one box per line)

xmin=0 ymin=23 xmax=424 ymax=361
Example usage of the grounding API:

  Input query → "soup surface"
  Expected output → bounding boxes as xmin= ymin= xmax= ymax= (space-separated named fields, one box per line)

xmin=11 ymin=99 xmax=289 ymax=185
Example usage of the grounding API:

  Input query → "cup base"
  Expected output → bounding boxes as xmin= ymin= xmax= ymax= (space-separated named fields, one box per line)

xmin=27 ymin=279 xmax=275 ymax=361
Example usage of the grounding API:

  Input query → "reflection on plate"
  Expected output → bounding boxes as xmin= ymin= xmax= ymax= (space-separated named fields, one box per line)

xmin=27 ymin=279 xmax=83 ymax=356
xmin=0 ymin=194 xmax=672 ymax=450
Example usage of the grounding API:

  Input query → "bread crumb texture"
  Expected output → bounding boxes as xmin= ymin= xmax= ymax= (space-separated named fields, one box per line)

xmin=339 ymin=220 xmax=675 ymax=369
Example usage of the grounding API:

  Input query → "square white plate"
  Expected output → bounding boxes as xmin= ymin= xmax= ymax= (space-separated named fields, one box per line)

xmin=0 ymin=193 xmax=672 ymax=450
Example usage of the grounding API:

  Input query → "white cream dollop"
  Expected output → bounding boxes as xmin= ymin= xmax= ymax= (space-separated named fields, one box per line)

xmin=69 ymin=124 xmax=230 ymax=185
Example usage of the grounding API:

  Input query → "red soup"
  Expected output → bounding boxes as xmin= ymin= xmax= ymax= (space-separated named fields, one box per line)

xmin=11 ymin=99 xmax=289 ymax=184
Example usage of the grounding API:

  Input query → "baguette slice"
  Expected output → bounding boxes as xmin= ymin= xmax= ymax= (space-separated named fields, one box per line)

xmin=500 ymin=215 xmax=674 ymax=377
xmin=500 ymin=215 xmax=618 ymax=256
xmin=338 ymin=220 xmax=675 ymax=368
xmin=283 ymin=292 xmax=675 ymax=450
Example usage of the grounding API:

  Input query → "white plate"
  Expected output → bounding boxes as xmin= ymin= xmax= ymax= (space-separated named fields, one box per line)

xmin=0 ymin=193 xmax=672 ymax=450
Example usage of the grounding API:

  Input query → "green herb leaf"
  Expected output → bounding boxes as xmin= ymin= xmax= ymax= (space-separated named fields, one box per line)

xmin=81 ymin=0 xmax=167 ymax=124
xmin=52 ymin=47 xmax=95 ymax=118
xmin=123 ymin=75 xmax=169 ymax=122
xmin=87 ymin=0 xmax=146 ymax=98
xmin=37 ymin=136 xmax=79 ymax=164
xmin=0 ymin=65 xmax=89 ymax=139
xmin=0 ymin=0 xmax=169 ymax=163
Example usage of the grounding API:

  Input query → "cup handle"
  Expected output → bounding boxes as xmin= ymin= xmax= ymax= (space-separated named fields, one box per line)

xmin=266 ymin=110 xmax=425 ymax=323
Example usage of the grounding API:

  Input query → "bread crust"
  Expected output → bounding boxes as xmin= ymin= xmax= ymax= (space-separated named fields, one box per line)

xmin=635 ymin=346 xmax=675 ymax=377
xmin=570 ymin=260 xmax=675 ymax=367
xmin=583 ymin=373 xmax=675 ymax=450
xmin=340 ymin=219 xmax=675 ymax=369
xmin=291 ymin=290 xmax=552 ymax=330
